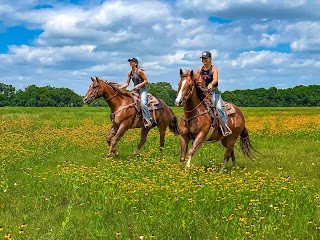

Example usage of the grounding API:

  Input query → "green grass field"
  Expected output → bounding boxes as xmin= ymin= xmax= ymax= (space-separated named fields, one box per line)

xmin=0 ymin=107 xmax=319 ymax=239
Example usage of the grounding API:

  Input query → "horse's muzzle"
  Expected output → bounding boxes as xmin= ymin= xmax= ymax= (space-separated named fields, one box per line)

xmin=83 ymin=96 xmax=93 ymax=104
xmin=175 ymin=99 xmax=183 ymax=106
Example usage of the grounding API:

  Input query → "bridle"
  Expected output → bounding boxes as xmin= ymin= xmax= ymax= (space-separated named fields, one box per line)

xmin=90 ymin=80 xmax=119 ymax=101
xmin=178 ymin=76 xmax=195 ymax=105
xmin=179 ymin=73 xmax=213 ymax=123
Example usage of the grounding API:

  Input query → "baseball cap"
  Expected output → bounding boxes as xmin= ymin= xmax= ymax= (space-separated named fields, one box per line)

xmin=128 ymin=57 xmax=138 ymax=63
xmin=200 ymin=51 xmax=212 ymax=59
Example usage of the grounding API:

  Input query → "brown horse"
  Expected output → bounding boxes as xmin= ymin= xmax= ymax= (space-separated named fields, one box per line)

xmin=175 ymin=69 xmax=256 ymax=168
xmin=83 ymin=77 xmax=179 ymax=157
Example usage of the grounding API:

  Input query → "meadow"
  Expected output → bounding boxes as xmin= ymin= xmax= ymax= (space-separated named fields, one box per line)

xmin=0 ymin=106 xmax=319 ymax=240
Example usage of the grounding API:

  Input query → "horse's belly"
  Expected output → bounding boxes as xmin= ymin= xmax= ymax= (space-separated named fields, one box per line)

xmin=206 ymin=131 xmax=222 ymax=141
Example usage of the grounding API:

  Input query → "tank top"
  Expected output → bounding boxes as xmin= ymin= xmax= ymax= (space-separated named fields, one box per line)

xmin=130 ymin=68 xmax=147 ymax=92
xmin=200 ymin=65 xmax=218 ymax=87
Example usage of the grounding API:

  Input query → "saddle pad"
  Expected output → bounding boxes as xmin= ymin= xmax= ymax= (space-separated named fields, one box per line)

xmin=131 ymin=93 xmax=163 ymax=111
xmin=148 ymin=95 xmax=162 ymax=110
xmin=223 ymin=101 xmax=235 ymax=116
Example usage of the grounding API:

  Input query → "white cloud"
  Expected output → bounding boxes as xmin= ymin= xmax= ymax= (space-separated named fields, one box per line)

xmin=0 ymin=0 xmax=319 ymax=94
xmin=286 ymin=22 xmax=320 ymax=51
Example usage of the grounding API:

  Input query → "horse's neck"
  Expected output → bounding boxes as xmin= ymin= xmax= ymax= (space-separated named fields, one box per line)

xmin=184 ymin=88 xmax=205 ymax=114
xmin=103 ymin=86 xmax=129 ymax=112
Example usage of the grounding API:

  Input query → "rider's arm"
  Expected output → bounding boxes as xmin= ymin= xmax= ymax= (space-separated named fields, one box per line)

xmin=133 ymin=69 xmax=148 ymax=91
xmin=119 ymin=72 xmax=131 ymax=89
xmin=196 ymin=66 xmax=202 ymax=74
xmin=208 ymin=67 xmax=218 ymax=90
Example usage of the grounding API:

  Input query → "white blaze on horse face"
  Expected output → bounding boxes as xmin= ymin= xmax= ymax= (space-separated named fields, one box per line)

xmin=175 ymin=79 xmax=186 ymax=105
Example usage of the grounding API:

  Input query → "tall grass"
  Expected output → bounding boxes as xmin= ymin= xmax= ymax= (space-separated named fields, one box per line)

xmin=0 ymin=107 xmax=319 ymax=239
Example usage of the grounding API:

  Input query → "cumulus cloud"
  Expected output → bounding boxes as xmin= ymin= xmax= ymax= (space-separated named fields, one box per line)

xmin=0 ymin=0 xmax=319 ymax=94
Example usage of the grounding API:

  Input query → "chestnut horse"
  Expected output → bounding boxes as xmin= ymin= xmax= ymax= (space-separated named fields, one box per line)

xmin=83 ymin=77 xmax=179 ymax=157
xmin=175 ymin=69 xmax=256 ymax=168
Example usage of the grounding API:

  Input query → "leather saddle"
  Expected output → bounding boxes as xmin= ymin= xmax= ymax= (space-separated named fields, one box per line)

xmin=131 ymin=92 xmax=163 ymax=113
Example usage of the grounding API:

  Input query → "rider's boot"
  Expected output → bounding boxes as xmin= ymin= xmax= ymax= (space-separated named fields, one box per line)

xmin=143 ymin=117 xmax=152 ymax=128
xmin=142 ymin=111 xmax=152 ymax=128
xmin=220 ymin=122 xmax=232 ymax=137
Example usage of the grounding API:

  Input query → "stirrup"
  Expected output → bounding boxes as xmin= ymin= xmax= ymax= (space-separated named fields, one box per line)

xmin=220 ymin=124 xmax=232 ymax=137
xmin=143 ymin=118 xmax=152 ymax=128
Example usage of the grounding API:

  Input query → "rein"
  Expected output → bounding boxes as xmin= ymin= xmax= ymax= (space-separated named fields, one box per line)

xmin=111 ymin=103 xmax=135 ymax=116
xmin=104 ymin=82 xmax=119 ymax=101
xmin=184 ymin=98 xmax=206 ymax=113
xmin=181 ymin=109 xmax=210 ymax=122
xmin=180 ymin=76 xmax=216 ymax=126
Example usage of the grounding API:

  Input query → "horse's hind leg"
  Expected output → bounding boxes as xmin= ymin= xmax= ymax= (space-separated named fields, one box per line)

xmin=231 ymin=150 xmax=237 ymax=167
xmin=221 ymin=138 xmax=237 ymax=168
xmin=135 ymin=127 xmax=151 ymax=154
xmin=159 ymin=126 xmax=166 ymax=153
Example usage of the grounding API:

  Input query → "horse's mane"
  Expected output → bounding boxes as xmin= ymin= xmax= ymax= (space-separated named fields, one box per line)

xmin=106 ymin=81 xmax=133 ymax=97
xmin=96 ymin=78 xmax=132 ymax=98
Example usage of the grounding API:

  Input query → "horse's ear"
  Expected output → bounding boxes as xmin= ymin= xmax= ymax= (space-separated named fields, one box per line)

xmin=95 ymin=76 xmax=100 ymax=82
xmin=91 ymin=77 xmax=94 ymax=82
xmin=180 ymin=69 xmax=183 ymax=76
xmin=190 ymin=70 xmax=194 ymax=78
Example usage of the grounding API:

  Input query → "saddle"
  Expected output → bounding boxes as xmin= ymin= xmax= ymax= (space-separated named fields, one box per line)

xmin=204 ymin=100 xmax=234 ymax=138
xmin=131 ymin=92 xmax=163 ymax=113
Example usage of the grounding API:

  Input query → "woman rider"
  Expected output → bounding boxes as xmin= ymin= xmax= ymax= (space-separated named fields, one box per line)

xmin=196 ymin=51 xmax=232 ymax=137
xmin=119 ymin=57 xmax=152 ymax=127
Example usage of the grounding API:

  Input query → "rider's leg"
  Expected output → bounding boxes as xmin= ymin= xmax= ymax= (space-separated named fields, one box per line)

xmin=211 ymin=89 xmax=232 ymax=136
xmin=140 ymin=89 xmax=152 ymax=125
xmin=214 ymin=91 xmax=228 ymax=124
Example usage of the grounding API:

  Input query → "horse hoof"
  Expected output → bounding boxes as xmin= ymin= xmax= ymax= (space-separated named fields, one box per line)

xmin=114 ymin=152 xmax=119 ymax=157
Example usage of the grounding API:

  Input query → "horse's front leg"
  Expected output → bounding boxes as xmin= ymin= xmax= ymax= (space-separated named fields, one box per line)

xmin=179 ymin=134 xmax=190 ymax=169
xmin=186 ymin=133 xmax=206 ymax=168
xmin=106 ymin=125 xmax=118 ymax=146
xmin=106 ymin=125 xmax=119 ymax=156
xmin=106 ymin=121 xmax=131 ymax=158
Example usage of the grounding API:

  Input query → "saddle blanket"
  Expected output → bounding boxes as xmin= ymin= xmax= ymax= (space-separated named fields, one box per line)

xmin=223 ymin=101 xmax=235 ymax=116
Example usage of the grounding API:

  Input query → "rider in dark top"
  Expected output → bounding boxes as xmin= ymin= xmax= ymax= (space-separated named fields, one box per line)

xmin=197 ymin=51 xmax=232 ymax=137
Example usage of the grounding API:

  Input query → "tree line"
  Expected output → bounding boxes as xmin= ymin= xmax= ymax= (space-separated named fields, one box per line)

xmin=0 ymin=82 xmax=319 ymax=107
xmin=223 ymin=85 xmax=320 ymax=107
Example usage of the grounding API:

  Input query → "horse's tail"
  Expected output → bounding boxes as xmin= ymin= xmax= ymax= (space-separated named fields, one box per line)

xmin=240 ymin=127 xmax=258 ymax=160
xmin=168 ymin=108 xmax=180 ymax=135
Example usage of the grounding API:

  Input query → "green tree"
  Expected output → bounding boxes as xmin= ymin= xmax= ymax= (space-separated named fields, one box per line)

xmin=9 ymin=85 xmax=83 ymax=107
xmin=148 ymin=82 xmax=177 ymax=106
xmin=0 ymin=83 xmax=16 ymax=107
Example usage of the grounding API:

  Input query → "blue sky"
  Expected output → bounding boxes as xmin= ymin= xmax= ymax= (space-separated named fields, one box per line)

xmin=0 ymin=0 xmax=319 ymax=95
